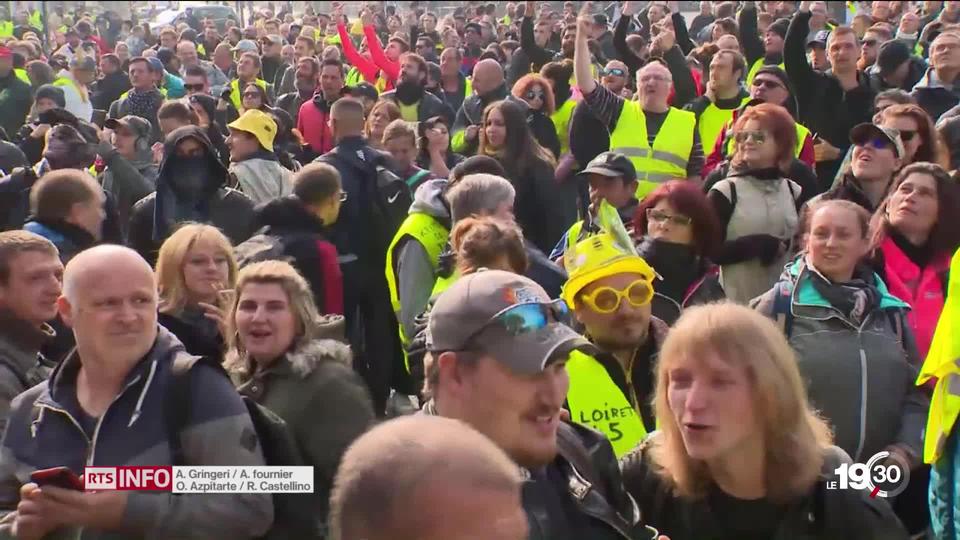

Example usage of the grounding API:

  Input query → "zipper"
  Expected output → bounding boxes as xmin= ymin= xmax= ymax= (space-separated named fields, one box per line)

xmin=87 ymin=373 xmax=144 ymax=466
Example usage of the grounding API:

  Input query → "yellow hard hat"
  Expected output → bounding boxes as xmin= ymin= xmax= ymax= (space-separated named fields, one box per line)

xmin=561 ymin=232 xmax=655 ymax=308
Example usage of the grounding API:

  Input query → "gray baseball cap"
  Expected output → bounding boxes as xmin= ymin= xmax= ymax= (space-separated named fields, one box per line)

xmin=232 ymin=39 xmax=259 ymax=53
xmin=428 ymin=270 xmax=594 ymax=374
xmin=850 ymin=122 xmax=906 ymax=159
xmin=104 ymin=115 xmax=152 ymax=139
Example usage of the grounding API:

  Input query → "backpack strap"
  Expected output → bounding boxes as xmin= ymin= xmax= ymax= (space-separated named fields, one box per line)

xmin=406 ymin=169 xmax=431 ymax=189
xmin=772 ymin=282 xmax=795 ymax=338
xmin=0 ymin=359 xmax=30 ymax=390
xmin=165 ymin=355 xmax=227 ymax=465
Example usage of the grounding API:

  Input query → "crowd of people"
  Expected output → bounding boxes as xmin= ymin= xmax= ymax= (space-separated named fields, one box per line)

xmin=0 ymin=0 xmax=960 ymax=538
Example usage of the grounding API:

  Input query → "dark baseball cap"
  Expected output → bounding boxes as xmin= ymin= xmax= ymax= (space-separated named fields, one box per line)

xmin=428 ymin=270 xmax=594 ymax=375
xmin=592 ymin=13 xmax=609 ymax=26
xmin=850 ymin=122 xmax=905 ymax=158
xmin=342 ymin=81 xmax=379 ymax=101
xmin=105 ymin=115 xmax=152 ymax=139
xmin=807 ymin=29 xmax=830 ymax=49
xmin=578 ymin=151 xmax=637 ymax=182
xmin=877 ymin=40 xmax=912 ymax=76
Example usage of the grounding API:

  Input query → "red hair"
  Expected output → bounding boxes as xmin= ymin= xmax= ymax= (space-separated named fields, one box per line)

xmin=634 ymin=180 xmax=723 ymax=258
xmin=511 ymin=74 xmax=556 ymax=116
xmin=731 ymin=103 xmax=796 ymax=171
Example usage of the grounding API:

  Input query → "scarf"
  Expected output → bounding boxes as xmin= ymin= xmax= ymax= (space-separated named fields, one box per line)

xmin=808 ymin=263 xmax=880 ymax=326
xmin=637 ymin=237 xmax=702 ymax=304
xmin=126 ymin=88 xmax=164 ymax=119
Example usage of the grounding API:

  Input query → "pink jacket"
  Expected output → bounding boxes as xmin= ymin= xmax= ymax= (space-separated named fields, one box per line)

xmin=880 ymin=236 xmax=951 ymax=360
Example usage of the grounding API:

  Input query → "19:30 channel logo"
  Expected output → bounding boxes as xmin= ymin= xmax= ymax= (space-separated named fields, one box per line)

xmin=829 ymin=451 xmax=911 ymax=498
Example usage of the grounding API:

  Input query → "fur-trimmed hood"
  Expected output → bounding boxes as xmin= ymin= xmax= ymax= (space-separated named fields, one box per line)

xmin=285 ymin=338 xmax=352 ymax=378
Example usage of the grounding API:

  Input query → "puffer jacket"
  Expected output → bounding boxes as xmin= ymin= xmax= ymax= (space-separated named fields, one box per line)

xmin=0 ymin=326 xmax=273 ymax=539
xmin=620 ymin=435 xmax=909 ymax=540
xmin=752 ymin=258 xmax=928 ymax=462
xmin=0 ymin=310 xmax=54 ymax=435
xmin=229 ymin=150 xmax=293 ymax=205
xmin=230 ymin=336 xmax=374 ymax=534
xmin=379 ymin=88 xmax=455 ymax=127
xmin=422 ymin=401 xmax=649 ymax=540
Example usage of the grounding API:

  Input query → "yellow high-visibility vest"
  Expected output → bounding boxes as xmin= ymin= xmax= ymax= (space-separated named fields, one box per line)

xmin=697 ymin=96 xmax=751 ymax=155
xmin=230 ymin=78 xmax=268 ymax=112
xmin=610 ymin=102 xmax=696 ymax=200
xmin=551 ymin=99 xmax=576 ymax=156
xmin=567 ymin=350 xmax=648 ymax=458
xmin=0 ymin=21 xmax=13 ymax=38
xmin=14 ymin=68 xmax=29 ymax=85
xmin=385 ymin=213 xmax=449 ymax=372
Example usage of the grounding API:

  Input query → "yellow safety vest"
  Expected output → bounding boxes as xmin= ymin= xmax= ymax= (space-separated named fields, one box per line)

xmin=14 ymin=68 xmax=29 ymax=85
xmin=551 ymin=99 xmax=576 ymax=157
xmin=230 ymin=78 xmax=268 ymax=112
xmin=745 ymin=58 xmax=785 ymax=87
xmin=28 ymin=10 xmax=41 ymax=30
xmin=385 ymin=213 xmax=450 ymax=372
xmin=725 ymin=121 xmax=810 ymax=159
xmin=698 ymin=96 xmax=751 ymax=155
xmin=345 ymin=67 xmax=363 ymax=87
xmin=566 ymin=350 xmax=647 ymax=458
xmin=0 ymin=21 xmax=12 ymax=38
xmin=432 ymin=271 xmax=457 ymax=298
xmin=918 ymin=248 xmax=960 ymax=464
xmin=610 ymin=102 xmax=695 ymax=200
xmin=197 ymin=43 xmax=206 ymax=57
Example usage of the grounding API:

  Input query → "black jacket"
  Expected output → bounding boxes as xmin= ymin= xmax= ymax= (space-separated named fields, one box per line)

xmin=250 ymin=195 xmax=343 ymax=315
xmin=379 ymin=88 xmax=455 ymax=127
xmin=785 ymin=10 xmax=876 ymax=185
xmin=528 ymin=109 xmax=562 ymax=160
xmin=867 ymin=56 xmax=926 ymax=93
xmin=128 ymin=126 xmax=255 ymax=266
xmin=512 ymin=157 xmax=577 ymax=254
xmin=620 ymin=438 xmax=909 ymax=540
xmin=423 ymin=401 xmax=649 ymax=540
xmin=814 ymin=172 xmax=894 ymax=215
xmin=91 ymin=71 xmax=132 ymax=111
xmin=158 ymin=310 xmax=225 ymax=361
xmin=452 ymin=83 xmax=528 ymax=155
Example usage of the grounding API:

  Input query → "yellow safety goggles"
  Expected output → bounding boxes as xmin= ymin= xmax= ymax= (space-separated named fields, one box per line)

xmin=579 ymin=279 xmax=653 ymax=314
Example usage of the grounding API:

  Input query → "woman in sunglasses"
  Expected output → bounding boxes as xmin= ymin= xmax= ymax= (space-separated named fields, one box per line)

xmin=620 ymin=302 xmax=908 ymax=540
xmin=707 ymin=103 xmax=802 ymax=304
xmin=753 ymin=199 xmax=926 ymax=470
xmin=240 ymin=82 xmax=271 ymax=113
xmin=877 ymin=103 xmax=944 ymax=167
xmin=510 ymin=73 xmax=562 ymax=160
xmin=634 ymin=181 xmax=725 ymax=326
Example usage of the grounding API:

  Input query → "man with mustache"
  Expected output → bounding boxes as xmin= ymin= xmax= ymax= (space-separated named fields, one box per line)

xmin=423 ymin=270 xmax=651 ymax=540
xmin=560 ymin=232 xmax=667 ymax=459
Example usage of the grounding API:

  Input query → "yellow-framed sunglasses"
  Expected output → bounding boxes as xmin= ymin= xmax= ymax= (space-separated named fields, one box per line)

xmin=579 ymin=279 xmax=653 ymax=314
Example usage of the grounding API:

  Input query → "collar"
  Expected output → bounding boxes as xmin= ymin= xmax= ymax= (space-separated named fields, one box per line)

xmin=0 ymin=308 xmax=54 ymax=354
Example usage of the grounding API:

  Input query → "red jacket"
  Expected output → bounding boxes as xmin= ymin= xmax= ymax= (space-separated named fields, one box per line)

xmin=297 ymin=95 xmax=336 ymax=156
xmin=880 ymin=236 xmax=951 ymax=360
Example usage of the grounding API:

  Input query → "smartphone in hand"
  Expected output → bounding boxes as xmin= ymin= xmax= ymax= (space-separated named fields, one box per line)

xmin=30 ymin=467 xmax=84 ymax=490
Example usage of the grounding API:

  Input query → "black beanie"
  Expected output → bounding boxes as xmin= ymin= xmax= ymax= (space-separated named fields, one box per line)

xmin=35 ymin=84 xmax=66 ymax=108
xmin=766 ymin=18 xmax=790 ymax=40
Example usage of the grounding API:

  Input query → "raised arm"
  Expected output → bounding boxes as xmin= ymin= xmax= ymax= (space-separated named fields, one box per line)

xmin=337 ymin=22 xmax=378 ymax=83
xmin=615 ymin=1 xmax=643 ymax=75
xmin=662 ymin=37 xmax=697 ymax=108
xmin=670 ymin=10 xmax=695 ymax=56
xmin=784 ymin=2 xmax=817 ymax=112
xmin=739 ymin=1 xmax=765 ymax=65
xmin=520 ymin=1 xmax=555 ymax=67
xmin=364 ymin=25 xmax=400 ymax=84
xmin=574 ymin=9 xmax=598 ymax=97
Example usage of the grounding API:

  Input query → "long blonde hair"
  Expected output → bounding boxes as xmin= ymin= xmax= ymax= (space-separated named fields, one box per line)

xmin=649 ymin=302 xmax=832 ymax=503
xmin=224 ymin=260 xmax=324 ymax=376
xmin=155 ymin=223 xmax=238 ymax=315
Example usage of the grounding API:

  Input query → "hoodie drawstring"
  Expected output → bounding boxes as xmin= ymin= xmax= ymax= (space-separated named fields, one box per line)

xmin=127 ymin=360 xmax=158 ymax=427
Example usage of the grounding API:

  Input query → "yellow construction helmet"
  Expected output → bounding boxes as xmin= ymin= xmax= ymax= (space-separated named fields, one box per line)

xmin=561 ymin=232 xmax=655 ymax=308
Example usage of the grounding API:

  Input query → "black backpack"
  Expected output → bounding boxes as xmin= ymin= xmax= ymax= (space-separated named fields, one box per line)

xmin=234 ymin=233 xmax=298 ymax=268
xmin=165 ymin=355 xmax=320 ymax=540
xmin=318 ymin=148 xmax=412 ymax=253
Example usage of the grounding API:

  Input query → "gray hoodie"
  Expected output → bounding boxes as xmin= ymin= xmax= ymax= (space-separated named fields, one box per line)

xmin=229 ymin=151 xmax=293 ymax=205
xmin=397 ymin=179 xmax=450 ymax=338
xmin=97 ymin=141 xmax=158 ymax=235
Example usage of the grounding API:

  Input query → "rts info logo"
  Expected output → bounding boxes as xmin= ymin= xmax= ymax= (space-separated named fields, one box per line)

xmin=827 ymin=450 xmax=910 ymax=498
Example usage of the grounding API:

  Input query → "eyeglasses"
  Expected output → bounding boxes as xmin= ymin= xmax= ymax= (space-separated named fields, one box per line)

xmin=184 ymin=83 xmax=205 ymax=91
xmin=580 ymin=279 xmax=653 ymax=314
xmin=604 ymin=68 xmax=626 ymax=77
xmin=734 ymin=130 xmax=767 ymax=144
xmin=751 ymin=78 xmax=784 ymax=89
xmin=646 ymin=208 xmax=692 ymax=227
xmin=898 ymin=129 xmax=918 ymax=142
xmin=524 ymin=90 xmax=545 ymax=100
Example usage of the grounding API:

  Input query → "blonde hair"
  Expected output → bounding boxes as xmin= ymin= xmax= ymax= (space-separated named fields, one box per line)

xmin=155 ymin=223 xmax=238 ymax=315
xmin=224 ymin=260 xmax=323 ymax=376
xmin=649 ymin=302 xmax=832 ymax=503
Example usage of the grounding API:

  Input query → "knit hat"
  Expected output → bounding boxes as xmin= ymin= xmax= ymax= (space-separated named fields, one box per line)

xmin=753 ymin=64 xmax=799 ymax=119
xmin=35 ymin=84 xmax=66 ymax=108
xmin=877 ymin=40 xmax=912 ymax=76
xmin=766 ymin=18 xmax=790 ymax=40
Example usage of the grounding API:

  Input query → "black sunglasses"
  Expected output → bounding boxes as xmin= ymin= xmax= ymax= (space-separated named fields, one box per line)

xmin=604 ymin=68 xmax=626 ymax=77
xmin=525 ymin=90 xmax=545 ymax=100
